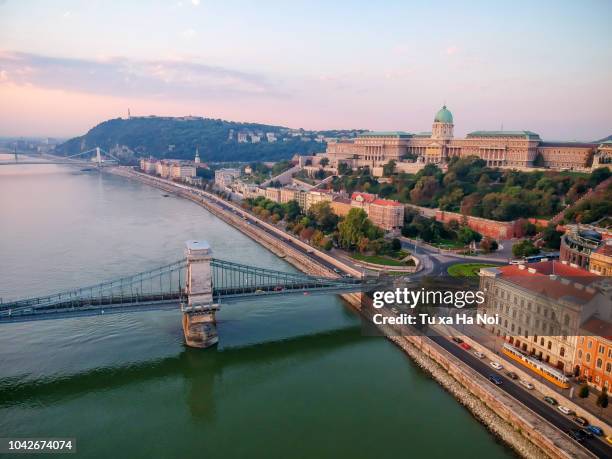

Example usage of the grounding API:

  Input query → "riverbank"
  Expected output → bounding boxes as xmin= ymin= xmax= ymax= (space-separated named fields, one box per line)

xmin=107 ymin=167 xmax=592 ymax=459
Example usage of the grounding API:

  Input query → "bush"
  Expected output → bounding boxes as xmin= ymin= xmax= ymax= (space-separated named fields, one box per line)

xmin=597 ymin=388 xmax=609 ymax=408
xmin=578 ymin=384 xmax=589 ymax=398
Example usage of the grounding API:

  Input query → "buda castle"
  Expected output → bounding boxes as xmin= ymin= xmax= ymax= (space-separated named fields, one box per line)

xmin=315 ymin=106 xmax=611 ymax=173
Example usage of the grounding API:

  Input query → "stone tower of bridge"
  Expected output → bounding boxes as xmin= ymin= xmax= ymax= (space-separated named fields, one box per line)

xmin=182 ymin=240 xmax=219 ymax=348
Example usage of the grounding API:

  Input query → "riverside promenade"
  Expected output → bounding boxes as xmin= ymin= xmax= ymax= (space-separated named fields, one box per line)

xmin=107 ymin=167 xmax=598 ymax=459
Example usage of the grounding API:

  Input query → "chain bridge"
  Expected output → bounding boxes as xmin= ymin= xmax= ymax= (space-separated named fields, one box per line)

xmin=0 ymin=240 xmax=379 ymax=348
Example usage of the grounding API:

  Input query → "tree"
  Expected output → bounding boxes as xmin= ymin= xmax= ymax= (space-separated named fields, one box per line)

xmin=597 ymin=388 xmax=609 ymax=409
xmin=308 ymin=201 xmax=339 ymax=233
xmin=480 ymin=237 xmax=498 ymax=253
xmin=541 ymin=224 xmax=562 ymax=250
xmin=589 ymin=167 xmax=611 ymax=187
xmin=578 ymin=384 xmax=589 ymax=398
xmin=319 ymin=157 xmax=330 ymax=168
xmin=410 ymin=175 xmax=440 ymax=206
xmin=457 ymin=226 xmax=482 ymax=244
xmin=391 ymin=238 xmax=401 ymax=252
xmin=382 ymin=160 xmax=396 ymax=177
xmin=338 ymin=208 xmax=374 ymax=249
xmin=338 ymin=162 xmax=350 ymax=175
xmin=512 ymin=239 xmax=540 ymax=258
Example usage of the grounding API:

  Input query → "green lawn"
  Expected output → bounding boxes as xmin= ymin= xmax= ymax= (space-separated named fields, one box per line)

xmin=447 ymin=263 xmax=497 ymax=277
xmin=351 ymin=253 xmax=406 ymax=266
xmin=435 ymin=239 xmax=466 ymax=249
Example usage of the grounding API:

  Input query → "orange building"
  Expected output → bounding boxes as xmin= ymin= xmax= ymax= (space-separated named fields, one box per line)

xmin=575 ymin=318 xmax=612 ymax=392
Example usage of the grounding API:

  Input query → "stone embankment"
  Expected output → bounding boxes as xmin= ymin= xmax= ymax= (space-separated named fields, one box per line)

xmin=109 ymin=168 xmax=594 ymax=459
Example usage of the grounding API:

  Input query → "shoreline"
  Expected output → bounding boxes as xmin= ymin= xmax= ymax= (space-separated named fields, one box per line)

xmin=107 ymin=167 xmax=594 ymax=459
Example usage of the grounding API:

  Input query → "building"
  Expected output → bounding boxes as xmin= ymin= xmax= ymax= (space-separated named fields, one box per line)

xmin=305 ymin=189 xmax=333 ymax=211
xmin=194 ymin=148 xmax=201 ymax=164
xmin=318 ymin=106 xmax=605 ymax=171
xmin=251 ymin=134 xmax=261 ymax=143
xmin=575 ymin=318 xmax=612 ymax=391
xmin=280 ymin=186 xmax=308 ymax=209
xmin=214 ymin=168 xmax=241 ymax=188
xmin=560 ymin=225 xmax=612 ymax=275
xmin=330 ymin=197 xmax=352 ymax=217
xmin=266 ymin=132 xmax=277 ymax=143
xmin=349 ymin=192 xmax=404 ymax=232
xmin=368 ymin=199 xmax=404 ymax=232
xmin=479 ymin=261 xmax=603 ymax=374
xmin=170 ymin=163 xmax=196 ymax=180
xmin=265 ymin=187 xmax=281 ymax=202
xmin=139 ymin=158 xmax=157 ymax=174
xmin=237 ymin=132 xmax=248 ymax=143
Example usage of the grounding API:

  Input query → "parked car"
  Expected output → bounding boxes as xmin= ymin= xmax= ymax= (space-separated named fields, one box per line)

xmin=490 ymin=361 xmax=503 ymax=370
xmin=558 ymin=406 xmax=575 ymax=415
xmin=506 ymin=371 xmax=518 ymax=380
xmin=519 ymin=380 xmax=534 ymax=390
xmin=460 ymin=342 xmax=471 ymax=350
xmin=473 ymin=351 xmax=485 ymax=359
xmin=452 ymin=337 xmax=464 ymax=344
xmin=568 ymin=429 xmax=587 ymax=443
xmin=543 ymin=396 xmax=558 ymax=406
xmin=606 ymin=435 xmax=612 ymax=444
xmin=488 ymin=375 xmax=503 ymax=385
xmin=585 ymin=425 xmax=603 ymax=436
xmin=573 ymin=416 xmax=589 ymax=427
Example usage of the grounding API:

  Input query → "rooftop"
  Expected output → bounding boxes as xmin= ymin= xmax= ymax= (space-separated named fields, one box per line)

xmin=358 ymin=131 xmax=413 ymax=138
xmin=580 ymin=317 xmax=612 ymax=341
xmin=484 ymin=261 xmax=599 ymax=303
xmin=372 ymin=198 xmax=403 ymax=207
xmin=351 ymin=191 xmax=377 ymax=203
xmin=466 ymin=130 xmax=541 ymax=140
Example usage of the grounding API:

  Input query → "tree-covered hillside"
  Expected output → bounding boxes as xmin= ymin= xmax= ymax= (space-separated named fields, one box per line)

xmin=55 ymin=116 xmax=358 ymax=162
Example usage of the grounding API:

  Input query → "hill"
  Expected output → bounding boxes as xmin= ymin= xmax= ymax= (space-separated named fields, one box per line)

xmin=55 ymin=116 xmax=362 ymax=162
xmin=596 ymin=134 xmax=612 ymax=142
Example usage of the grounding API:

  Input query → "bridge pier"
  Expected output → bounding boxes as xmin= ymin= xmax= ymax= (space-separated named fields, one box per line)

xmin=182 ymin=240 xmax=219 ymax=349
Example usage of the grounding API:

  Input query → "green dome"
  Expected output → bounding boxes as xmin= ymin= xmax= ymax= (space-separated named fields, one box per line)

xmin=434 ymin=105 xmax=453 ymax=124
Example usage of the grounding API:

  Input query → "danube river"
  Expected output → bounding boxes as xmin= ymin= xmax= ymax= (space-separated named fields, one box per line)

xmin=0 ymin=157 xmax=514 ymax=458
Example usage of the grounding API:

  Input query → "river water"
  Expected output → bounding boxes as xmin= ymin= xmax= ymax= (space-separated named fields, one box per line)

xmin=0 ymin=157 xmax=514 ymax=458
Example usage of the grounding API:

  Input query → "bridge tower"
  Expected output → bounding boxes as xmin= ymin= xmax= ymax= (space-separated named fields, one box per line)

xmin=95 ymin=147 xmax=102 ymax=167
xmin=182 ymin=240 xmax=219 ymax=348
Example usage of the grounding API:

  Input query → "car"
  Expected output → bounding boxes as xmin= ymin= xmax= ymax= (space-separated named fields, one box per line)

xmin=573 ymin=416 xmax=588 ymax=427
xmin=543 ymin=396 xmax=558 ymax=406
xmin=568 ymin=429 xmax=587 ymax=443
xmin=333 ymin=268 xmax=341 ymax=273
xmin=490 ymin=361 xmax=503 ymax=370
xmin=255 ymin=289 xmax=264 ymax=294
xmin=580 ymin=428 xmax=594 ymax=439
xmin=558 ymin=406 xmax=575 ymax=415
xmin=506 ymin=371 xmax=518 ymax=380
xmin=273 ymin=286 xmax=284 ymax=292
xmin=473 ymin=351 xmax=485 ymax=359
xmin=488 ymin=375 xmax=503 ymax=385
xmin=452 ymin=337 xmax=464 ymax=344
xmin=460 ymin=342 xmax=471 ymax=350
xmin=519 ymin=380 xmax=534 ymax=390
xmin=585 ymin=425 xmax=603 ymax=436
xmin=606 ymin=435 xmax=612 ymax=444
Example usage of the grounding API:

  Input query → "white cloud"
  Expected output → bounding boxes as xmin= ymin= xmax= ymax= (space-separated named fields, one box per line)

xmin=446 ymin=45 xmax=458 ymax=56
xmin=191 ymin=0 xmax=200 ymax=6
xmin=0 ymin=51 xmax=281 ymax=99
xmin=182 ymin=28 xmax=196 ymax=39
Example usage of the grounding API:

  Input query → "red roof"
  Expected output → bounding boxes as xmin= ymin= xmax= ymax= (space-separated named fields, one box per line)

xmin=372 ymin=199 xmax=403 ymax=207
xmin=496 ymin=261 xmax=599 ymax=302
xmin=351 ymin=192 xmax=376 ymax=203
xmin=580 ymin=318 xmax=612 ymax=341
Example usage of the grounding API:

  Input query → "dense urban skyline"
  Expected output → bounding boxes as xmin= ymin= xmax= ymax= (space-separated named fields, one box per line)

xmin=0 ymin=0 xmax=611 ymax=139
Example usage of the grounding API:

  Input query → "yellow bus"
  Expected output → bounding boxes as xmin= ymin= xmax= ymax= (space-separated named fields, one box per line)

xmin=502 ymin=343 xmax=570 ymax=389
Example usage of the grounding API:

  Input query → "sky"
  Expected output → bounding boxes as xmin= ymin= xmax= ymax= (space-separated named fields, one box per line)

xmin=0 ymin=0 xmax=611 ymax=140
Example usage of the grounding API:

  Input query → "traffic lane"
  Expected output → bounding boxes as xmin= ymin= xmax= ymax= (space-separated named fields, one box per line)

xmin=430 ymin=335 xmax=611 ymax=458
xmin=201 ymin=195 xmax=346 ymax=274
